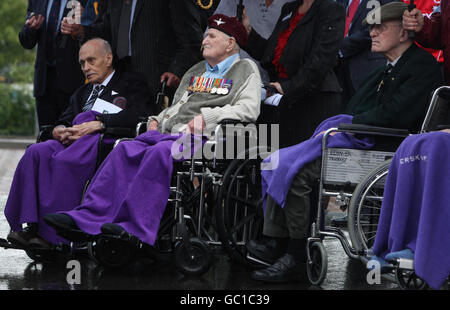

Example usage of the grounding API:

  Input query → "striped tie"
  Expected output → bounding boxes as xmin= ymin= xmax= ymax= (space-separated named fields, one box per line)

xmin=83 ymin=84 xmax=105 ymax=112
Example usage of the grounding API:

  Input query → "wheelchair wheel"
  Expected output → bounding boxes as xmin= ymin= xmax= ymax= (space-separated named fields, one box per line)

xmin=396 ymin=269 xmax=428 ymax=290
xmin=348 ymin=159 xmax=391 ymax=253
xmin=174 ymin=237 xmax=212 ymax=276
xmin=306 ymin=241 xmax=328 ymax=286
xmin=90 ymin=236 xmax=136 ymax=268
xmin=215 ymin=147 xmax=267 ymax=267
xmin=87 ymin=241 xmax=100 ymax=264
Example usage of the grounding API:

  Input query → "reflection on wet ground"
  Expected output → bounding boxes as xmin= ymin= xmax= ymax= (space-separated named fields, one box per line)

xmin=0 ymin=239 xmax=399 ymax=291
xmin=0 ymin=147 xmax=400 ymax=291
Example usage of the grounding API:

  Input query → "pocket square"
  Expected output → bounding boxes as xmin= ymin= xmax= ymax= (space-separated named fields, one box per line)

xmin=112 ymin=90 xmax=119 ymax=95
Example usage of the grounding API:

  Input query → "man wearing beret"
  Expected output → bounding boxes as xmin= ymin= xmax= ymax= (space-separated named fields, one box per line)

xmin=246 ymin=2 xmax=443 ymax=283
xmin=43 ymin=15 xmax=262 ymax=248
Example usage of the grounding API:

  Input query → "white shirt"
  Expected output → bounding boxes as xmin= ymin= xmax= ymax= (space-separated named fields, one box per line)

xmin=86 ymin=70 xmax=115 ymax=102
xmin=46 ymin=0 xmax=69 ymax=31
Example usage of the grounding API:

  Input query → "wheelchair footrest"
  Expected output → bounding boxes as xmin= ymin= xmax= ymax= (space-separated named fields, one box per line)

xmin=246 ymin=253 xmax=271 ymax=267
xmin=0 ymin=238 xmax=24 ymax=250
xmin=56 ymin=228 xmax=96 ymax=243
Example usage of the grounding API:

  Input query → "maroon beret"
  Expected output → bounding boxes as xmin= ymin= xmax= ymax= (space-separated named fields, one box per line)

xmin=208 ymin=14 xmax=248 ymax=47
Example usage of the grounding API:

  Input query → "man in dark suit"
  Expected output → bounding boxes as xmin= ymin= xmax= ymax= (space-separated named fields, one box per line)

xmin=61 ymin=0 xmax=212 ymax=114
xmin=52 ymin=38 xmax=150 ymax=144
xmin=336 ymin=0 xmax=394 ymax=104
xmin=19 ymin=0 xmax=88 ymax=128
xmin=4 ymin=38 xmax=150 ymax=249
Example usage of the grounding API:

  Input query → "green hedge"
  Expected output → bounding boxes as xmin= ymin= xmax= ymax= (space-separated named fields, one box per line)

xmin=0 ymin=83 xmax=35 ymax=135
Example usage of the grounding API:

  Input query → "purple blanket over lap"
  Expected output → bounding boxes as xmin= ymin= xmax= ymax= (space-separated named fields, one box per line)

xmin=373 ymin=132 xmax=450 ymax=289
xmin=63 ymin=131 xmax=205 ymax=246
xmin=261 ymin=114 xmax=375 ymax=208
xmin=4 ymin=111 xmax=103 ymax=245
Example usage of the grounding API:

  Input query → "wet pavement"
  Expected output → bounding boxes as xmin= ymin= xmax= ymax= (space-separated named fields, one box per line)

xmin=0 ymin=145 xmax=401 ymax=291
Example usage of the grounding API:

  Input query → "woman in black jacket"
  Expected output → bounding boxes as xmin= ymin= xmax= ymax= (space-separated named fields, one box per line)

xmin=243 ymin=0 xmax=345 ymax=147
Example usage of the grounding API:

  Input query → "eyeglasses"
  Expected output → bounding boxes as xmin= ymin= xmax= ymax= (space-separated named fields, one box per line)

xmin=368 ymin=22 xmax=402 ymax=34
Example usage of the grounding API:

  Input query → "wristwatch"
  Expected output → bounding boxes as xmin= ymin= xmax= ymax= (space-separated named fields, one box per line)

xmin=96 ymin=115 xmax=106 ymax=132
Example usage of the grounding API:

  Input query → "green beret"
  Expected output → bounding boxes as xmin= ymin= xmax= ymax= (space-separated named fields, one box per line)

xmin=362 ymin=2 xmax=409 ymax=26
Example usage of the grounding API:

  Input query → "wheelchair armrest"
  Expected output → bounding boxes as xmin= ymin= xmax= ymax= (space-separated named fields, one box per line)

xmin=437 ymin=124 xmax=450 ymax=130
xmin=337 ymin=123 xmax=410 ymax=137
xmin=104 ymin=127 xmax=136 ymax=138
xmin=36 ymin=125 xmax=55 ymax=143
xmin=218 ymin=119 xmax=253 ymax=126
xmin=136 ymin=121 xmax=147 ymax=135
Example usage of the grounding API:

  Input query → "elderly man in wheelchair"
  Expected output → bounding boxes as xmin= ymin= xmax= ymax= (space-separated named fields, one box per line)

xmin=245 ymin=2 xmax=444 ymax=284
xmin=2 ymin=38 xmax=151 ymax=257
xmin=369 ymin=105 xmax=450 ymax=290
xmin=43 ymin=14 xmax=262 ymax=272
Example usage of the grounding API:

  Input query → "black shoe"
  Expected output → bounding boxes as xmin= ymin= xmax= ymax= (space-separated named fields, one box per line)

xmin=28 ymin=236 xmax=53 ymax=250
xmin=246 ymin=236 xmax=287 ymax=264
xmin=44 ymin=213 xmax=94 ymax=242
xmin=101 ymin=223 xmax=128 ymax=237
xmin=7 ymin=229 xmax=36 ymax=248
xmin=101 ymin=223 xmax=140 ymax=245
xmin=44 ymin=213 xmax=78 ymax=231
xmin=251 ymin=253 xmax=305 ymax=283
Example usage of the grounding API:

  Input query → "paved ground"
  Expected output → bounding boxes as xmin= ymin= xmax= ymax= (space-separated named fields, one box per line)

xmin=0 ymin=143 xmax=401 ymax=291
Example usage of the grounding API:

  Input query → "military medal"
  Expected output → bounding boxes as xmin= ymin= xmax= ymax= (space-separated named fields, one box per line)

xmin=187 ymin=76 xmax=195 ymax=92
xmin=211 ymin=78 xmax=219 ymax=94
xmin=194 ymin=76 xmax=202 ymax=92
xmin=217 ymin=79 xmax=223 ymax=95
xmin=222 ymin=79 xmax=232 ymax=95
xmin=206 ymin=78 xmax=212 ymax=93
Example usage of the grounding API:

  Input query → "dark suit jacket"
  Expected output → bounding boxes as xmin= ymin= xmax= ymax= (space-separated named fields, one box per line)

xmin=84 ymin=0 xmax=209 ymax=104
xmin=57 ymin=70 xmax=151 ymax=129
xmin=346 ymin=44 xmax=443 ymax=132
xmin=246 ymin=0 xmax=345 ymax=106
xmin=18 ymin=0 xmax=87 ymax=98
xmin=337 ymin=0 xmax=393 ymax=91
xmin=245 ymin=0 xmax=345 ymax=146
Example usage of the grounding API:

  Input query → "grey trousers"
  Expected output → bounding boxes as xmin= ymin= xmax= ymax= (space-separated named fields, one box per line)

xmin=263 ymin=158 xmax=322 ymax=239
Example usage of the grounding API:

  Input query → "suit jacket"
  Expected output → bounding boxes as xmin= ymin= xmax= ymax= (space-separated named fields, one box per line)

xmin=84 ymin=0 xmax=209 ymax=104
xmin=18 ymin=0 xmax=87 ymax=98
xmin=346 ymin=44 xmax=443 ymax=132
xmin=337 ymin=0 xmax=392 ymax=91
xmin=245 ymin=0 xmax=345 ymax=107
xmin=57 ymin=70 xmax=151 ymax=129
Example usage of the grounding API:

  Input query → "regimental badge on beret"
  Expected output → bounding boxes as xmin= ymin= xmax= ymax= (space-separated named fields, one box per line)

xmin=214 ymin=18 xmax=226 ymax=26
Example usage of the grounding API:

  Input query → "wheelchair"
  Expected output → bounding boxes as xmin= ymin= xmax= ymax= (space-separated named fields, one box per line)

xmin=0 ymin=122 xmax=142 ymax=263
xmin=305 ymin=86 xmax=450 ymax=288
xmin=86 ymin=119 xmax=272 ymax=275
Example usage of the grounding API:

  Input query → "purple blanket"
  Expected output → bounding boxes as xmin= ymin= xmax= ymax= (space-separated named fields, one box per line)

xmin=4 ymin=111 xmax=103 ymax=245
xmin=373 ymin=132 xmax=450 ymax=289
xmin=63 ymin=131 xmax=205 ymax=246
xmin=262 ymin=114 xmax=375 ymax=208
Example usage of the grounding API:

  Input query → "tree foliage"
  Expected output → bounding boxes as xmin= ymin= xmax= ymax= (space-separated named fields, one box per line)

xmin=0 ymin=0 xmax=35 ymax=83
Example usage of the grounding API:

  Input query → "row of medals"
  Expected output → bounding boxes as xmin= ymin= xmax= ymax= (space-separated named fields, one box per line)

xmin=187 ymin=76 xmax=232 ymax=95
